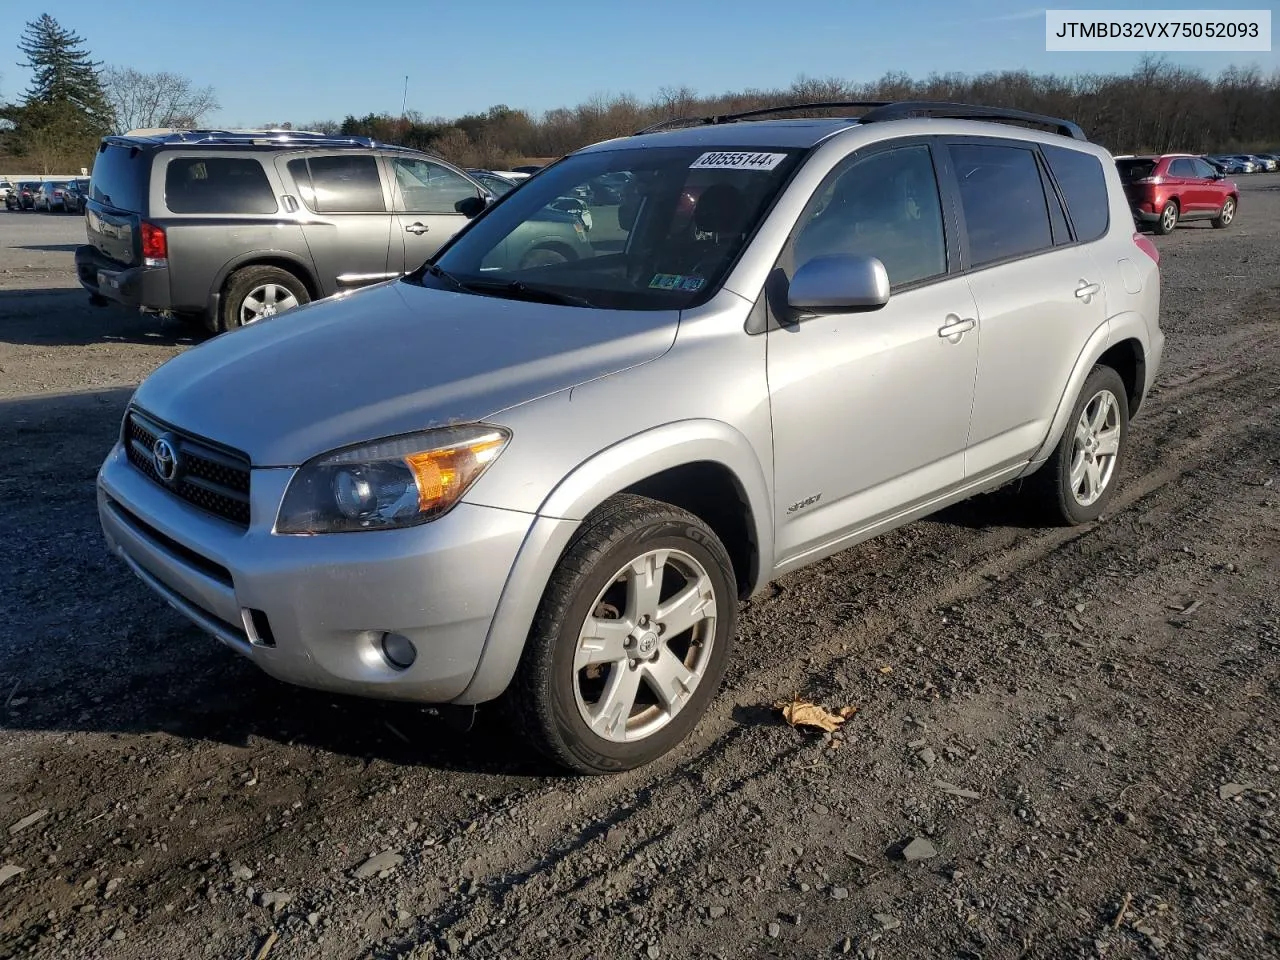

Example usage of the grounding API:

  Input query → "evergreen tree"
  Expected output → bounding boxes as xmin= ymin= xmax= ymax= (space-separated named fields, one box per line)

xmin=18 ymin=13 xmax=111 ymax=131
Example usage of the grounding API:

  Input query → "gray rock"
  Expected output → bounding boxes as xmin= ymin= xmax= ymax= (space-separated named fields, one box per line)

xmin=1218 ymin=783 xmax=1251 ymax=800
xmin=915 ymin=747 xmax=937 ymax=768
xmin=646 ymin=944 xmax=660 ymax=959
xmin=874 ymin=913 xmax=901 ymax=931
xmin=307 ymin=912 xmax=321 ymax=927
xmin=767 ymin=922 xmax=781 ymax=938
xmin=110 ymin=927 xmax=126 ymax=941
xmin=0 ymin=864 xmax=25 ymax=887
xmin=832 ymin=887 xmax=849 ymax=900
xmin=230 ymin=862 xmax=254 ymax=882
xmin=354 ymin=850 xmax=403 ymax=879
xmin=258 ymin=890 xmax=294 ymax=912
xmin=708 ymin=905 xmax=726 ymax=919
xmin=900 ymin=837 xmax=938 ymax=861
xmin=840 ymin=937 xmax=853 ymax=954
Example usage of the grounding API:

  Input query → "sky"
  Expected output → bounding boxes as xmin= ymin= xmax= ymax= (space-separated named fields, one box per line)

xmin=4 ymin=0 xmax=1276 ymax=126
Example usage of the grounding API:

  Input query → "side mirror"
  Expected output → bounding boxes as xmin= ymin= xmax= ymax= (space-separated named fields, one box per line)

xmin=787 ymin=254 xmax=890 ymax=314
xmin=1212 ymin=171 xmax=1225 ymax=180
xmin=455 ymin=194 xmax=488 ymax=218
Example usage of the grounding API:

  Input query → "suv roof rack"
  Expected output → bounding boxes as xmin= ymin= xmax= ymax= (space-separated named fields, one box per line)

xmin=634 ymin=99 xmax=1087 ymax=141
xmin=102 ymin=129 xmax=381 ymax=149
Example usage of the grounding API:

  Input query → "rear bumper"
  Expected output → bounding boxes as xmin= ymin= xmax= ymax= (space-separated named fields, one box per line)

xmin=75 ymin=244 xmax=172 ymax=311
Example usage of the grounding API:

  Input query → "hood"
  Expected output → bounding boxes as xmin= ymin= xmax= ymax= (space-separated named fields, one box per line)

xmin=131 ymin=280 xmax=678 ymax=466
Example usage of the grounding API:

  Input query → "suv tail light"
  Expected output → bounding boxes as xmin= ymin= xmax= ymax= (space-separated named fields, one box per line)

xmin=141 ymin=221 xmax=168 ymax=267
xmin=1132 ymin=232 xmax=1159 ymax=265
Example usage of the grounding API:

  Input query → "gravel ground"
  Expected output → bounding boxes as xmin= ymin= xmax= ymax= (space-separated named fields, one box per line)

xmin=1 ymin=179 xmax=1278 ymax=960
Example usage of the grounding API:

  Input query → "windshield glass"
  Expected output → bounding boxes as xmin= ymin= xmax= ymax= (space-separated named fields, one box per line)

xmin=418 ymin=145 xmax=805 ymax=310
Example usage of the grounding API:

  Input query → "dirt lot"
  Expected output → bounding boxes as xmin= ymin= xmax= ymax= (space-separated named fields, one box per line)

xmin=1 ymin=181 xmax=1278 ymax=960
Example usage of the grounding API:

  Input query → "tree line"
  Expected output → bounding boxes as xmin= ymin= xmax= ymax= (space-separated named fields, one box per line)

xmin=2 ymin=13 xmax=1277 ymax=176
xmin=1 ymin=14 xmax=219 ymax=173
xmin=324 ymin=58 xmax=1280 ymax=170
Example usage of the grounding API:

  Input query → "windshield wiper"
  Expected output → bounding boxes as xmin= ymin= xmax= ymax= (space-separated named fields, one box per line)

xmin=419 ymin=261 xmax=466 ymax=292
xmin=461 ymin=278 xmax=594 ymax=308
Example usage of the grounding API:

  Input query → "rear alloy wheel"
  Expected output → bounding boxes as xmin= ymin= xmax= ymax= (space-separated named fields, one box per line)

xmin=221 ymin=265 xmax=310 ymax=332
xmin=1028 ymin=365 xmax=1130 ymax=526
xmin=1155 ymin=201 xmax=1178 ymax=235
xmin=1212 ymin=196 xmax=1236 ymax=229
xmin=505 ymin=494 xmax=737 ymax=774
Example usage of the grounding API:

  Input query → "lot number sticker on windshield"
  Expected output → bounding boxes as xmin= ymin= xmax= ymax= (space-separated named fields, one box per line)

xmin=690 ymin=151 xmax=787 ymax=171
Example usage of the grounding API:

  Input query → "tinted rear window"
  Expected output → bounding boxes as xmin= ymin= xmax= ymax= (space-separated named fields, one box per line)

xmin=87 ymin=144 xmax=149 ymax=212
xmin=951 ymin=143 xmax=1054 ymax=267
xmin=165 ymin=157 xmax=277 ymax=214
xmin=1042 ymin=145 xmax=1110 ymax=243
xmin=1116 ymin=159 xmax=1156 ymax=182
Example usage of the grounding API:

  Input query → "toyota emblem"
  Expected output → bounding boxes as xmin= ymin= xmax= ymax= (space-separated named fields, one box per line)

xmin=152 ymin=436 xmax=179 ymax=482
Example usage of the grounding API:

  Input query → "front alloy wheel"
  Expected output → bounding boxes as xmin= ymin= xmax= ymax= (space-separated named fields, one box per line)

xmin=1212 ymin=197 xmax=1236 ymax=229
xmin=506 ymin=494 xmax=737 ymax=773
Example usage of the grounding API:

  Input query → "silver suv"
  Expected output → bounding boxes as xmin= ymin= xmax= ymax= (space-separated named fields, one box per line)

xmin=97 ymin=102 xmax=1164 ymax=773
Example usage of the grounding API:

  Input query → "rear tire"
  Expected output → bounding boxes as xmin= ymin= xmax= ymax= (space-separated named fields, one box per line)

xmin=504 ymin=494 xmax=737 ymax=774
xmin=1154 ymin=201 xmax=1178 ymax=235
xmin=1026 ymin=365 xmax=1130 ymax=526
xmin=220 ymin=265 xmax=310 ymax=332
xmin=1211 ymin=196 xmax=1236 ymax=229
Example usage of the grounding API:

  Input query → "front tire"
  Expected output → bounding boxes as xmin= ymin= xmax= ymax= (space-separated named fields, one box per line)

xmin=1212 ymin=196 xmax=1236 ymax=229
xmin=1154 ymin=201 xmax=1178 ymax=235
xmin=505 ymin=494 xmax=737 ymax=774
xmin=1027 ymin=366 xmax=1130 ymax=526
xmin=220 ymin=265 xmax=310 ymax=332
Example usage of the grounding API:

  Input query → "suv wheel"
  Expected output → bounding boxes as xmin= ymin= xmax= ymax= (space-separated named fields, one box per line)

xmin=505 ymin=494 xmax=737 ymax=774
xmin=1212 ymin=196 xmax=1236 ymax=229
xmin=1028 ymin=365 xmax=1130 ymax=526
xmin=222 ymin=266 xmax=310 ymax=332
xmin=1154 ymin=200 xmax=1179 ymax=235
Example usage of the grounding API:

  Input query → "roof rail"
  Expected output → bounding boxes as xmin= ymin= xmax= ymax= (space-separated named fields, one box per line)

xmin=858 ymin=101 xmax=1086 ymax=140
xmin=103 ymin=129 xmax=380 ymax=149
xmin=632 ymin=99 xmax=1087 ymax=141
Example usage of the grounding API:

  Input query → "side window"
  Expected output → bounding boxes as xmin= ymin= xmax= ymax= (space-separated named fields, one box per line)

xmin=1168 ymin=159 xmax=1195 ymax=178
xmin=1042 ymin=144 xmax=1111 ymax=243
xmin=792 ymin=143 xmax=947 ymax=288
xmin=390 ymin=157 xmax=478 ymax=214
xmin=290 ymin=155 xmax=385 ymax=213
xmin=951 ymin=143 xmax=1053 ymax=267
xmin=1191 ymin=158 xmax=1217 ymax=179
xmin=164 ymin=157 xmax=277 ymax=215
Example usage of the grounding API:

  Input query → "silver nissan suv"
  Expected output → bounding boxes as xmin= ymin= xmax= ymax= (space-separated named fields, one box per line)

xmin=97 ymin=101 xmax=1164 ymax=773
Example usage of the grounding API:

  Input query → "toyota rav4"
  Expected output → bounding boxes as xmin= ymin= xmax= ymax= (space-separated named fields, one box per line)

xmin=97 ymin=102 xmax=1164 ymax=773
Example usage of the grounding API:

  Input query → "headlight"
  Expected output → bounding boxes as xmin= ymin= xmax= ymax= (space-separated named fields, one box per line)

xmin=275 ymin=424 xmax=509 ymax=534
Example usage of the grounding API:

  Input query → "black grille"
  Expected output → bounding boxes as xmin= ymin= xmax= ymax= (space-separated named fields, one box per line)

xmin=125 ymin=410 xmax=252 ymax=528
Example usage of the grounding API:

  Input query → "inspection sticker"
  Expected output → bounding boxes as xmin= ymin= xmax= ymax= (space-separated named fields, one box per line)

xmin=689 ymin=151 xmax=787 ymax=171
xmin=649 ymin=274 xmax=705 ymax=291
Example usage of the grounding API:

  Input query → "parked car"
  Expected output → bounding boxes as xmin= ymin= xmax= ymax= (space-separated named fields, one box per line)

xmin=1248 ymin=153 xmax=1278 ymax=172
xmin=96 ymin=102 xmax=1163 ymax=773
xmin=1227 ymin=155 xmax=1260 ymax=173
xmin=33 ymin=179 xmax=72 ymax=212
xmin=467 ymin=169 xmax=520 ymax=195
xmin=10 ymin=180 xmax=41 ymax=210
xmin=1116 ymin=154 xmax=1238 ymax=234
xmin=510 ymin=164 xmax=543 ymax=176
xmin=62 ymin=177 xmax=91 ymax=214
xmin=75 ymin=130 xmax=590 ymax=333
xmin=0 ymin=179 xmax=12 ymax=202
xmin=1207 ymin=155 xmax=1248 ymax=175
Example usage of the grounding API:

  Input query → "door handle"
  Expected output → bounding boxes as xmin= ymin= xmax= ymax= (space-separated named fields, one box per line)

xmin=937 ymin=315 xmax=976 ymax=342
xmin=1075 ymin=280 xmax=1101 ymax=303
xmin=405 ymin=222 xmax=429 ymax=235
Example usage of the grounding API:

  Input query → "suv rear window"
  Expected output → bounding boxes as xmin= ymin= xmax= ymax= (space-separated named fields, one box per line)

xmin=1042 ymin=144 xmax=1110 ymax=243
xmin=88 ymin=143 xmax=150 ymax=212
xmin=1116 ymin=159 xmax=1156 ymax=182
xmin=165 ymin=157 xmax=277 ymax=214
xmin=951 ymin=143 xmax=1054 ymax=267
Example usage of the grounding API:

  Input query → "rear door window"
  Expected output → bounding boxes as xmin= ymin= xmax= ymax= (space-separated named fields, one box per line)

xmin=289 ymin=155 xmax=385 ymax=213
xmin=950 ymin=142 xmax=1054 ymax=267
xmin=165 ymin=157 xmax=277 ymax=214
xmin=1041 ymin=144 xmax=1110 ymax=243
xmin=1168 ymin=159 xmax=1196 ymax=178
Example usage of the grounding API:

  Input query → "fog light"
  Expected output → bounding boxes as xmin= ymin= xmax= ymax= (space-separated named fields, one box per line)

xmin=380 ymin=632 xmax=417 ymax=670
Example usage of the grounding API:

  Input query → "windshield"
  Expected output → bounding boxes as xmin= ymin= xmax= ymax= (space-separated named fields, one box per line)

xmin=1116 ymin=158 xmax=1156 ymax=182
xmin=417 ymin=145 xmax=805 ymax=310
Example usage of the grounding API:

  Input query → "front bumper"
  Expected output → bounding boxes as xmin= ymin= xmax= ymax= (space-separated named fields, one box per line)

xmin=97 ymin=441 xmax=535 ymax=703
xmin=75 ymin=244 xmax=172 ymax=312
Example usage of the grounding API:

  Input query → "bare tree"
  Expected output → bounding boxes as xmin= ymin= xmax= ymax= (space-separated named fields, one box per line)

xmin=102 ymin=66 xmax=219 ymax=133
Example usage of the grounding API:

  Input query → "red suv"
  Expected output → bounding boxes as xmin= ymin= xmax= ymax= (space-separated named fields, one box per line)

xmin=1117 ymin=154 xmax=1238 ymax=235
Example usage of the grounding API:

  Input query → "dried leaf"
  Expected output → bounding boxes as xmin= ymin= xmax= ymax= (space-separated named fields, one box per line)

xmin=878 ymin=665 xmax=893 ymax=674
xmin=838 ymin=705 xmax=858 ymax=719
xmin=775 ymin=698 xmax=849 ymax=733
